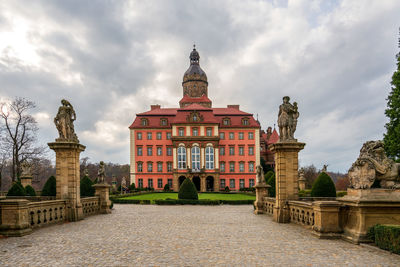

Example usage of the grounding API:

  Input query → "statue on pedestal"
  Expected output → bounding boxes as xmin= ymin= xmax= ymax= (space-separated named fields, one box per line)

xmin=97 ymin=161 xmax=106 ymax=184
xmin=256 ymin=165 xmax=265 ymax=184
xmin=54 ymin=99 xmax=78 ymax=142
xmin=278 ymin=96 xmax=299 ymax=142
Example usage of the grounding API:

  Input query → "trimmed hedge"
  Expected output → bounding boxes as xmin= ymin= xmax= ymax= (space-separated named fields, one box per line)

xmin=336 ymin=191 xmax=347 ymax=197
xmin=129 ymin=183 xmax=136 ymax=191
xmin=163 ymin=183 xmax=170 ymax=192
xmin=368 ymin=224 xmax=400 ymax=254
xmin=178 ymin=178 xmax=198 ymax=200
xmin=154 ymin=199 xmax=254 ymax=205
xmin=311 ymin=172 xmax=336 ymax=197
xmin=42 ymin=176 xmax=56 ymax=196
xmin=25 ymin=185 xmax=36 ymax=196
xmin=112 ymin=199 xmax=151 ymax=204
xmin=266 ymin=173 xmax=276 ymax=197
xmin=298 ymin=189 xmax=311 ymax=197
xmin=80 ymin=175 xmax=95 ymax=197
xmin=7 ymin=182 xmax=26 ymax=196
xmin=224 ymin=186 xmax=230 ymax=192
xmin=239 ymin=187 xmax=255 ymax=192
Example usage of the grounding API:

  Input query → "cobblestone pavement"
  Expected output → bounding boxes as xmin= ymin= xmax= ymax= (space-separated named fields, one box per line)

xmin=0 ymin=205 xmax=399 ymax=266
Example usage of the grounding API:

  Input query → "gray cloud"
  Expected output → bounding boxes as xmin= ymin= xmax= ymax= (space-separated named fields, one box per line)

xmin=0 ymin=0 xmax=399 ymax=172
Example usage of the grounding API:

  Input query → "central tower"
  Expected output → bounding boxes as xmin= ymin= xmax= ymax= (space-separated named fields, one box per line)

xmin=180 ymin=46 xmax=212 ymax=108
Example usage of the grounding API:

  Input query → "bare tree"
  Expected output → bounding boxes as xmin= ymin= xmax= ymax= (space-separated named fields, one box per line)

xmin=0 ymin=97 xmax=46 ymax=182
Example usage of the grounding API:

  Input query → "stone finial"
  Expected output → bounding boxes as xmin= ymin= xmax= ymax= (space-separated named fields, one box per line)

xmin=97 ymin=161 xmax=106 ymax=184
xmin=20 ymin=161 xmax=32 ymax=178
xmin=277 ymin=96 xmax=299 ymax=142
xmin=54 ymin=99 xmax=79 ymax=142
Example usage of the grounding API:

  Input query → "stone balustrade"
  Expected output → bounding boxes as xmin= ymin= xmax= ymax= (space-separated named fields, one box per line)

xmin=28 ymin=200 xmax=66 ymax=228
xmin=288 ymin=200 xmax=314 ymax=227
xmin=264 ymin=197 xmax=275 ymax=215
xmin=81 ymin=197 xmax=100 ymax=216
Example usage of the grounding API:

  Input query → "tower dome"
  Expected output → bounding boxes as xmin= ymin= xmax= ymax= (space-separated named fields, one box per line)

xmin=182 ymin=46 xmax=208 ymax=98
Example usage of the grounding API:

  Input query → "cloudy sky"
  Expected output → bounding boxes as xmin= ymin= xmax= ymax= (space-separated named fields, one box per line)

xmin=0 ymin=0 xmax=399 ymax=172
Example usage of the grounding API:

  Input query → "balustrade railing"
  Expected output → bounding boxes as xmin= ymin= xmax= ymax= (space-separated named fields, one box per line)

xmin=28 ymin=200 xmax=66 ymax=228
xmin=81 ymin=197 xmax=100 ymax=216
xmin=264 ymin=197 xmax=275 ymax=215
xmin=288 ymin=201 xmax=314 ymax=226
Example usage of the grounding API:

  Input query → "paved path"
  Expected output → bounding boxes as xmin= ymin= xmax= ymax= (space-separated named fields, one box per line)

xmin=0 ymin=205 xmax=399 ymax=266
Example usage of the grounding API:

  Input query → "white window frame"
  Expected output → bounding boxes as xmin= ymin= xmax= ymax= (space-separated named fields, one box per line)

xmin=177 ymin=146 xmax=186 ymax=169
xmin=205 ymin=146 xmax=214 ymax=170
xmin=191 ymin=146 xmax=200 ymax=170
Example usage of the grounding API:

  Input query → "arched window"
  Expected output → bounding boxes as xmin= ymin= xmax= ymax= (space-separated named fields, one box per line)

xmin=205 ymin=146 xmax=214 ymax=170
xmin=191 ymin=146 xmax=200 ymax=170
xmin=177 ymin=146 xmax=186 ymax=169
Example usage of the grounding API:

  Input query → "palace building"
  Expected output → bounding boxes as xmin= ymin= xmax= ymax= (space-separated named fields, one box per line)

xmin=129 ymin=47 xmax=277 ymax=192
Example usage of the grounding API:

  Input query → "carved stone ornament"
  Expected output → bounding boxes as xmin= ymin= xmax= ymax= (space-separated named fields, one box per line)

xmin=97 ymin=161 xmax=106 ymax=184
xmin=186 ymin=111 xmax=204 ymax=123
xmin=348 ymin=140 xmax=400 ymax=189
xmin=20 ymin=161 xmax=32 ymax=178
xmin=54 ymin=99 xmax=79 ymax=142
xmin=256 ymin=165 xmax=265 ymax=184
xmin=298 ymin=168 xmax=306 ymax=181
xmin=278 ymin=96 xmax=299 ymax=142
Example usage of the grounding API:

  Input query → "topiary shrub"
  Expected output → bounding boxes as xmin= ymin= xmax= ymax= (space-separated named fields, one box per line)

xmin=311 ymin=172 xmax=336 ymax=197
xmin=41 ymin=176 xmax=57 ymax=196
xmin=163 ymin=183 xmax=170 ymax=192
xmin=129 ymin=183 xmax=136 ymax=191
xmin=369 ymin=224 xmax=400 ymax=255
xmin=264 ymin=170 xmax=274 ymax=184
xmin=266 ymin=173 xmax=276 ymax=197
xmin=80 ymin=175 xmax=95 ymax=197
xmin=224 ymin=186 xmax=230 ymax=192
xmin=178 ymin=178 xmax=198 ymax=200
xmin=7 ymin=182 xmax=26 ymax=196
xmin=25 ymin=185 xmax=36 ymax=196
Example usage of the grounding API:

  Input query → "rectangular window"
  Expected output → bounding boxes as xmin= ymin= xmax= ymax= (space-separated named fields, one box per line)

xmin=192 ymin=128 xmax=198 ymax=136
xmin=239 ymin=146 xmax=244 ymax=156
xmin=167 ymin=147 xmax=172 ymax=156
xmin=229 ymin=132 xmax=234 ymax=140
xmin=138 ymin=179 xmax=143 ymax=188
xmin=229 ymin=162 xmax=235 ymax=172
xmin=220 ymin=146 xmax=225 ymax=156
xmin=230 ymin=179 xmax=235 ymax=189
xmin=220 ymin=162 xmax=225 ymax=172
xmin=229 ymin=146 xmax=235 ymax=155
xmin=239 ymin=132 xmax=244 ymax=140
xmin=167 ymin=162 xmax=172 ymax=172
xmin=239 ymin=179 xmax=245 ymax=189
xmin=157 ymin=147 xmax=162 ymax=156
xmin=137 ymin=132 xmax=142 ymax=140
xmin=219 ymin=132 xmax=225 ymax=139
xmin=248 ymin=132 xmax=254 ymax=140
xmin=147 ymin=146 xmax=153 ymax=156
xmin=158 ymin=178 xmax=163 ymax=188
xmin=249 ymin=146 xmax=254 ymax=155
xmin=148 ymin=179 xmax=153 ymax=188
xmin=156 ymin=132 xmax=162 ymax=140
xmin=137 ymin=146 xmax=143 ymax=156
xmin=220 ymin=179 xmax=226 ymax=189
xmin=249 ymin=162 xmax=254 ymax=172
xmin=168 ymin=179 xmax=173 ymax=187
xmin=147 ymin=162 xmax=153 ymax=172
xmin=179 ymin=128 xmax=184 ymax=137
xmin=239 ymin=162 xmax=244 ymax=172
xmin=157 ymin=162 xmax=163 ymax=172
xmin=166 ymin=132 xmax=171 ymax=140
xmin=249 ymin=179 xmax=255 ymax=187
xmin=206 ymin=128 xmax=212 ymax=136
xmin=137 ymin=162 xmax=143 ymax=172
xmin=147 ymin=132 xmax=152 ymax=140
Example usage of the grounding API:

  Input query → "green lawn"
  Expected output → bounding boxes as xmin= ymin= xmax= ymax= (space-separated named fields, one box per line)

xmin=121 ymin=192 xmax=255 ymax=201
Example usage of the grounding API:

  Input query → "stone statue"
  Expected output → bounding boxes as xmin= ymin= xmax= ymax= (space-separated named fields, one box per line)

xmin=54 ymin=99 xmax=78 ymax=142
xmin=298 ymin=168 xmax=305 ymax=179
xmin=321 ymin=164 xmax=328 ymax=172
xmin=121 ymin=177 xmax=126 ymax=188
xmin=278 ymin=96 xmax=299 ymax=142
xmin=97 ymin=161 xmax=106 ymax=184
xmin=84 ymin=168 xmax=89 ymax=177
xmin=348 ymin=140 xmax=400 ymax=189
xmin=256 ymin=165 xmax=265 ymax=184
xmin=20 ymin=161 xmax=32 ymax=178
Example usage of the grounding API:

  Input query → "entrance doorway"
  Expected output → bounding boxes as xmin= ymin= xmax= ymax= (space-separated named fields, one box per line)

xmin=192 ymin=176 xmax=200 ymax=191
xmin=178 ymin=176 xmax=186 ymax=189
xmin=206 ymin=176 xmax=214 ymax=192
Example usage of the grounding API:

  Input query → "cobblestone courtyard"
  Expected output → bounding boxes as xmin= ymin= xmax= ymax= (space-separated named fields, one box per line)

xmin=0 ymin=205 xmax=399 ymax=266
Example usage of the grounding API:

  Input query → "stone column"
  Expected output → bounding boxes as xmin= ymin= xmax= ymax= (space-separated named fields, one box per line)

xmin=254 ymin=182 xmax=271 ymax=214
xmin=48 ymin=141 xmax=86 ymax=222
xmin=0 ymin=199 xmax=32 ymax=236
xmin=269 ymin=142 xmax=305 ymax=223
xmin=93 ymin=184 xmax=112 ymax=214
xmin=200 ymin=176 xmax=206 ymax=192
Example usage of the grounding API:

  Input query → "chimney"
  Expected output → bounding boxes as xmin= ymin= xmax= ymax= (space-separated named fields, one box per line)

xmin=151 ymin=104 xmax=161 ymax=110
xmin=227 ymin=105 xmax=240 ymax=110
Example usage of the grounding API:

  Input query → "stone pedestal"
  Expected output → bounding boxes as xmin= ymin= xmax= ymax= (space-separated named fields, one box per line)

xmin=269 ymin=142 xmax=305 ymax=223
xmin=338 ymin=188 xmax=400 ymax=244
xmin=312 ymin=201 xmax=342 ymax=239
xmin=254 ymin=182 xmax=270 ymax=214
xmin=48 ymin=141 xmax=86 ymax=222
xmin=298 ymin=178 xmax=306 ymax=191
xmin=20 ymin=176 xmax=32 ymax=188
xmin=94 ymin=183 xmax=112 ymax=214
xmin=0 ymin=199 xmax=31 ymax=237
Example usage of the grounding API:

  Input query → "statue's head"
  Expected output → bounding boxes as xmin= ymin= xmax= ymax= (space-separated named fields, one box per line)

xmin=283 ymin=96 xmax=290 ymax=103
xmin=61 ymin=99 xmax=67 ymax=105
xmin=100 ymin=161 xmax=104 ymax=165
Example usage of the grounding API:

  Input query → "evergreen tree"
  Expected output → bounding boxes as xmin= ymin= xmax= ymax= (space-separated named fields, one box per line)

xmin=25 ymin=185 xmax=37 ymax=196
xmin=311 ymin=172 xmax=336 ymax=197
xmin=41 ymin=176 xmax=56 ymax=196
xmin=266 ymin=173 xmax=276 ymax=197
xmin=80 ymin=175 xmax=95 ymax=197
xmin=7 ymin=181 xmax=26 ymax=196
xmin=264 ymin=170 xmax=274 ymax=184
xmin=178 ymin=178 xmax=198 ymax=200
xmin=384 ymin=32 xmax=400 ymax=160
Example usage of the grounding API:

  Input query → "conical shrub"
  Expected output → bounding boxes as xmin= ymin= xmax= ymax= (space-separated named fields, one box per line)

xmin=80 ymin=175 xmax=95 ymax=197
xmin=311 ymin=172 xmax=336 ymax=197
xmin=266 ymin=173 xmax=276 ymax=197
xmin=7 ymin=182 xmax=26 ymax=196
xmin=25 ymin=185 xmax=37 ymax=196
xmin=264 ymin=170 xmax=274 ymax=184
xmin=41 ymin=176 xmax=56 ymax=196
xmin=178 ymin=178 xmax=198 ymax=200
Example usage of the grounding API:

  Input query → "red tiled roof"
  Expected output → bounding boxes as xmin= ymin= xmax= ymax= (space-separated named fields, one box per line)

xmin=267 ymin=129 xmax=279 ymax=144
xmin=137 ymin=108 xmax=178 ymax=116
xmin=179 ymin=95 xmax=212 ymax=104
xmin=181 ymin=103 xmax=212 ymax=110
xmin=212 ymin=108 xmax=252 ymax=115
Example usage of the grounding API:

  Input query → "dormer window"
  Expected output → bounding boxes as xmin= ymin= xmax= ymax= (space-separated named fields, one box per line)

xmin=223 ymin=118 xmax=230 ymax=126
xmin=141 ymin=118 xmax=148 ymax=126
xmin=160 ymin=118 xmax=168 ymax=126
xmin=242 ymin=118 xmax=249 ymax=126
